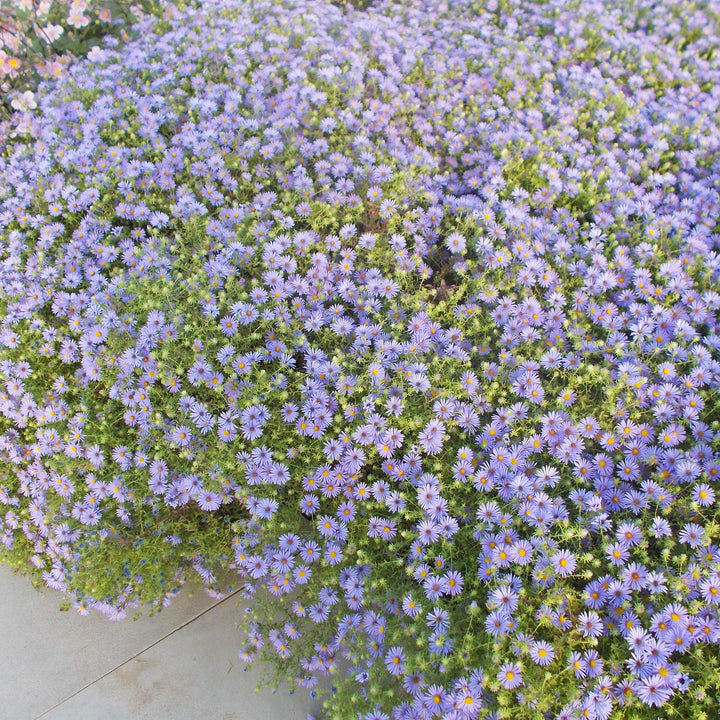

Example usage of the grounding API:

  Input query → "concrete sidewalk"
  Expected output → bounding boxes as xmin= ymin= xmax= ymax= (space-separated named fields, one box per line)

xmin=0 ymin=564 xmax=320 ymax=720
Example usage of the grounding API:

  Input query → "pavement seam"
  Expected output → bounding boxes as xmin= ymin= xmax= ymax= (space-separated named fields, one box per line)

xmin=33 ymin=587 xmax=246 ymax=720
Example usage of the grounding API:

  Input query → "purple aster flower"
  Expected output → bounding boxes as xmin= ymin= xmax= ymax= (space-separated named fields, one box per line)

xmin=324 ymin=543 xmax=343 ymax=565
xmin=418 ymin=419 xmax=445 ymax=455
xmin=577 ymin=611 xmax=604 ymax=638
xmin=384 ymin=646 xmax=406 ymax=677
xmin=425 ymin=607 xmax=450 ymax=633
xmin=650 ymin=517 xmax=672 ymax=537
xmin=700 ymin=576 xmax=720 ymax=605
xmin=636 ymin=674 xmax=673 ymax=707
xmin=254 ymin=498 xmax=278 ymax=519
xmin=417 ymin=519 xmax=441 ymax=546
xmin=111 ymin=445 xmax=132 ymax=470
xmin=79 ymin=506 xmax=101 ymax=526
xmin=509 ymin=540 xmax=533 ymax=565
xmin=444 ymin=570 xmax=464 ymax=596
xmin=402 ymin=672 xmax=425 ymax=697
xmin=86 ymin=444 xmax=104 ymax=468
xmin=293 ymin=566 xmax=311 ymax=585
xmin=170 ymin=425 xmax=193 ymax=448
xmin=485 ymin=609 xmax=512 ymax=638
xmin=584 ymin=580 xmax=607 ymax=610
xmin=300 ymin=493 xmax=320 ymax=515
xmin=379 ymin=519 xmax=397 ymax=540
xmin=616 ymin=522 xmax=643 ymax=546
xmin=568 ymin=651 xmax=587 ymax=679
xmin=300 ymin=541 xmax=320 ymax=564
xmin=692 ymin=483 xmax=716 ymax=506
xmin=428 ymin=631 xmax=454 ymax=656
xmin=402 ymin=595 xmax=421 ymax=619
xmin=423 ymin=576 xmax=447 ymax=601
xmin=529 ymin=640 xmax=555 ymax=666
xmin=197 ymin=491 xmax=222 ymax=511
xmin=318 ymin=515 xmax=339 ymax=539
xmin=497 ymin=662 xmax=523 ymax=690
xmin=552 ymin=549 xmax=577 ymax=576
xmin=460 ymin=371 xmax=479 ymax=395
xmin=423 ymin=685 xmax=447 ymax=712
xmin=678 ymin=522 xmax=704 ymax=548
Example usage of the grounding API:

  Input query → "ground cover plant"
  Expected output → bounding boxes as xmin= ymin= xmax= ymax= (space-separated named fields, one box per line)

xmin=0 ymin=0 xmax=719 ymax=718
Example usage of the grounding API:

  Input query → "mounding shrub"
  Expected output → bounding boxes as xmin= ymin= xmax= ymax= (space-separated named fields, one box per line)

xmin=1 ymin=0 xmax=719 ymax=718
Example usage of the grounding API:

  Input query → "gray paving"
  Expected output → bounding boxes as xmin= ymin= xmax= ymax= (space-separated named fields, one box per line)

xmin=1 ymin=564 xmax=321 ymax=720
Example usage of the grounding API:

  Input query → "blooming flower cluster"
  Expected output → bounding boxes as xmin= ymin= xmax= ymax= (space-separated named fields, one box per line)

xmin=0 ymin=0 xmax=719 ymax=718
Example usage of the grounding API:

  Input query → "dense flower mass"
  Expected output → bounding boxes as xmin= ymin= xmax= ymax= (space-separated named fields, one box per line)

xmin=1 ymin=0 xmax=719 ymax=718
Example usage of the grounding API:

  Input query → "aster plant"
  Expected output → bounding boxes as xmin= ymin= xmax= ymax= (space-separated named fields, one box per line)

xmin=0 ymin=0 xmax=719 ymax=719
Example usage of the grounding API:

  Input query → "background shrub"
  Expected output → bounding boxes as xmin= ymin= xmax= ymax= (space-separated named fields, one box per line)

xmin=0 ymin=0 xmax=165 ymax=121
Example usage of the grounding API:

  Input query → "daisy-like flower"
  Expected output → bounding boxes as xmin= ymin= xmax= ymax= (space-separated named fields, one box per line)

xmin=417 ymin=519 xmax=441 ymax=546
xmin=678 ymin=522 xmax=704 ymax=548
xmin=691 ymin=483 xmax=715 ymax=506
xmin=577 ymin=611 xmax=604 ymax=638
xmin=606 ymin=541 xmax=629 ymax=566
xmin=497 ymin=662 xmax=523 ymax=689
xmin=509 ymin=540 xmax=533 ymax=565
xmin=529 ymin=640 xmax=555 ymax=666
xmin=445 ymin=232 xmax=466 ymax=254
xmin=636 ymin=674 xmax=673 ymax=707
xmin=460 ymin=371 xmax=479 ymax=395
xmin=384 ymin=646 xmax=406 ymax=676
xmin=485 ymin=609 xmax=512 ymax=638
xmin=418 ymin=419 xmax=445 ymax=455
xmin=616 ymin=522 xmax=643 ymax=547
xmin=423 ymin=685 xmax=447 ymax=711
xmin=197 ymin=491 xmax=222 ymax=511
xmin=650 ymin=517 xmax=672 ymax=537
xmin=170 ymin=425 xmax=193 ymax=448
xmin=444 ymin=570 xmax=464 ymax=596
xmin=552 ymin=549 xmax=577 ymax=576
xmin=700 ymin=576 xmax=720 ymax=605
